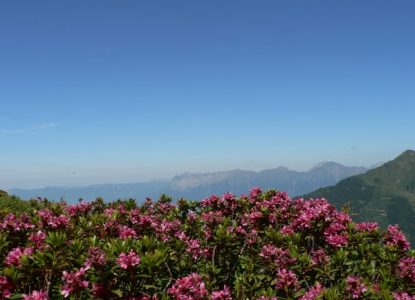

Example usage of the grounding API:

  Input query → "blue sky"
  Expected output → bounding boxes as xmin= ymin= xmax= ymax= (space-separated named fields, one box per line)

xmin=1 ymin=1 xmax=414 ymax=189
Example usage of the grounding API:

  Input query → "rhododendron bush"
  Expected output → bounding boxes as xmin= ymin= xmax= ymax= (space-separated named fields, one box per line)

xmin=0 ymin=188 xmax=414 ymax=299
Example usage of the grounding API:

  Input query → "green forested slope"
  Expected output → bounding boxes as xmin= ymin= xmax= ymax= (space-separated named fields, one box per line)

xmin=304 ymin=150 xmax=415 ymax=244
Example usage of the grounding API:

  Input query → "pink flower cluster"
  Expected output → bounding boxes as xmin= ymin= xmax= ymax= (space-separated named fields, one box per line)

xmin=157 ymin=219 xmax=181 ymax=241
xmin=0 ymin=275 xmax=12 ymax=298
xmin=168 ymin=273 xmax=208 ymax=299
xmin=117 ymin=225 xmax=137 ymax=239
xmin=323 ymin=212 xmax=350 ymax=248
xmin=22 ymin=290 xmax=49 ymax=300
xmin=278 ymin=198 xmax=351 ymax=248
xmin=29 ymin=230 xmax=47 ymax=249
xmin=4 ymin=246 xmax=34 ymax=266
xmin=37 ymin=209 xmax=69 ymax=229
xmin=201 ymin=211 xmax=224 ymax=224
xmin=61 ymin=267 xmax=89 ymax=298
xmin=0 ymin=213 xmax=34 ymax=232
xmin=398 ymin=257 xmax=415 ymax=283
xmin=288 ymin=198 xmax=334 ymax=231
xmin=61 ymin=266 xmax=89 ymax=298
xmin=104 ymin=207 xmax=117 ymax=218
xmin=385 ymin=225 xmax=410 ymax=250
xmin=116 ymin=250 xmax=141 ymax=269
xmin=300 ymin=282 xmax=325 ymax=300
xmin=211 ymin=286 xmax=232 ymax=300
xmin=311 ymin=248 xmax=329 ymax=265
xmin=393 ymin=292 xmax=415 ymax=300
xmin=260 ymin=244 xmax=295 ymax=268
xmin=185 ymin=239 xmax=210 ymax=260
xmin=346 ymin=276 xmax=367 ymax=299
xmin=84 ymin=247 xmax=106 ymax=268
xmin=66 ymin=202 xmax=92 ymax=217
xmin=200 ymin=193 xmax=237 ymax=215
xmin=276 ymin=269 xmax=299 ymax=291
xmin=356 ymin=222 xmax=379 ymax=232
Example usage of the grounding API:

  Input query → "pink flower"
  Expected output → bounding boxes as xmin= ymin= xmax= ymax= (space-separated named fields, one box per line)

xmin=246 ymin=229 xmax=258 ymax=245
xmin=4 ymin=247 xmax=34 ymax=266
xmin=235 ymin=226 xmax=246 ymax=235
xmin=132 ymin=295 xmax=159 ymax=300
xmin=22 ymin=290 xmax=49 ymax=300
xmin=37 ymin=209 xmax=69 ymax=229
xmin=187 ymin=211 xmax=198 ymax=222
xmin=385 ymin=225 xmax=410 ymax=250
xmin=168 ymin=273 xmax=208 ymax=299
xmin=61 ymin=267 xmax=89 ymax=298
xmin=260 ymin=244 xmax=279 ymax=260
xmin=211 ymin=285 xmax=232 ymax=300
xmin=398 ymin=257 xmax=415 ymax=283
xmin=356 ymin=222 xmax=379 ymax=232
xmin=117 ymin=250 xmax=141 ymax=269
xmin=186 ymin=239 xmax=209 ymax=260
xmin=280 ymin=225 xmax=295 ymax=236
xmin=156 ymin=219 xmax=182 ymax=241
xmin=1 ymin=213 xmax=34 ymax=232
xmin=325 ymin=233 xmax=348 ymax=248
xmin=66 ymin=202 xmax=92 ymax=217
xmin=249 ymin=187 xmax=262 ymax=201
xmin=393 ymin=292 xmax=415 ymax=300
xmin=204 ymin=227 xmax=213 ymax=240
xmin=299 ymin=282 xmax=324 ymax=300
xmin=117 ymin=225 xmax=137 ymax=239
xmin=175 ymin=230 xmax=187 ymax=241
xmin=200 ymin=195 xmax=220 ymax=208
xmin=0 ymin=275 xmax=13 ymax=298
xmin=104 ymin=208 xmax=117 ymax=218
xmin=201 ymin=211 xmax=223 ymax=224
xmin=85 ymin=247 xmax=106 ymax=267
xmin=260 ymin=245 xmax=295 ymax=268
xmin=346 ymin=276 xmax=367 ymax=299
xmin=311 ymin=248 xmax=329 ymax=265
xmin=276 ymin=269 xmax=299 ymax=291
xmin=29 ymin=230 xmax=47 ymax=248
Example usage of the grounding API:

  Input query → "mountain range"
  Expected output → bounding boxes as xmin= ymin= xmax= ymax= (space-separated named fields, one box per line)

xmin=305 ymin=150 xmax=415 ymax=244
xmin=8 ymin=162 xmax=368 ymax=203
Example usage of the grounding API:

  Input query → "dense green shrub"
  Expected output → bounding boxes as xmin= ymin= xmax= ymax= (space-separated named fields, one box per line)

xmin=0 ymin=188 xmax=414 ymax=299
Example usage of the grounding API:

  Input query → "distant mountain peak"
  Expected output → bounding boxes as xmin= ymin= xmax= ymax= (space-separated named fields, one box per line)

xmin=397 ymin=149 xmax=415 ymax=160
xmin=10 ymin=161 xmax=370 ymax=203
xmin=402 ymin=149 xmax=415 ymax=154
xmin=275 ymin=166 xmax=289 ymax=171
xmin=311 ymin=161 xmax=344 ymax=171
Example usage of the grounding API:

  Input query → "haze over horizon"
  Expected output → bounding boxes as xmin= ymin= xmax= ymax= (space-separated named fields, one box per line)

xmin=1 ymin=1 xmax=414 ymax=189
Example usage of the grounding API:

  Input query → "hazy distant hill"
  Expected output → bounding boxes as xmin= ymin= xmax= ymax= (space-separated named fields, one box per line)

xmin=170 ymin=162 xmax=367 ymax=200
xmin=305 ymin=150 xmax=415 ymax=244
xmin=9 ymin=162 xmax=367 ymax=203
xmin=10 ymin=181 xmax=171 ymax=204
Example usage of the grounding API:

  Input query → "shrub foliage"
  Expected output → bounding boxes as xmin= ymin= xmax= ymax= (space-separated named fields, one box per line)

xmin=0 ymin=188 xmax=414 ymax=299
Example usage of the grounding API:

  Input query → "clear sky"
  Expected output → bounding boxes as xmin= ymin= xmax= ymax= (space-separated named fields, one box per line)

xmin=1 ymin=1 xmax=414 ymax=189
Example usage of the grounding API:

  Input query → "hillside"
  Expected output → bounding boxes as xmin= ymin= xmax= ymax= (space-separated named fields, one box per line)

xmin=0 ymin=189 xmax=30 ymax=214
xmin=305 ymin=150 xmax=415 ymax=244
xmin=9 ymin=163 xmax=367 ymax=202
